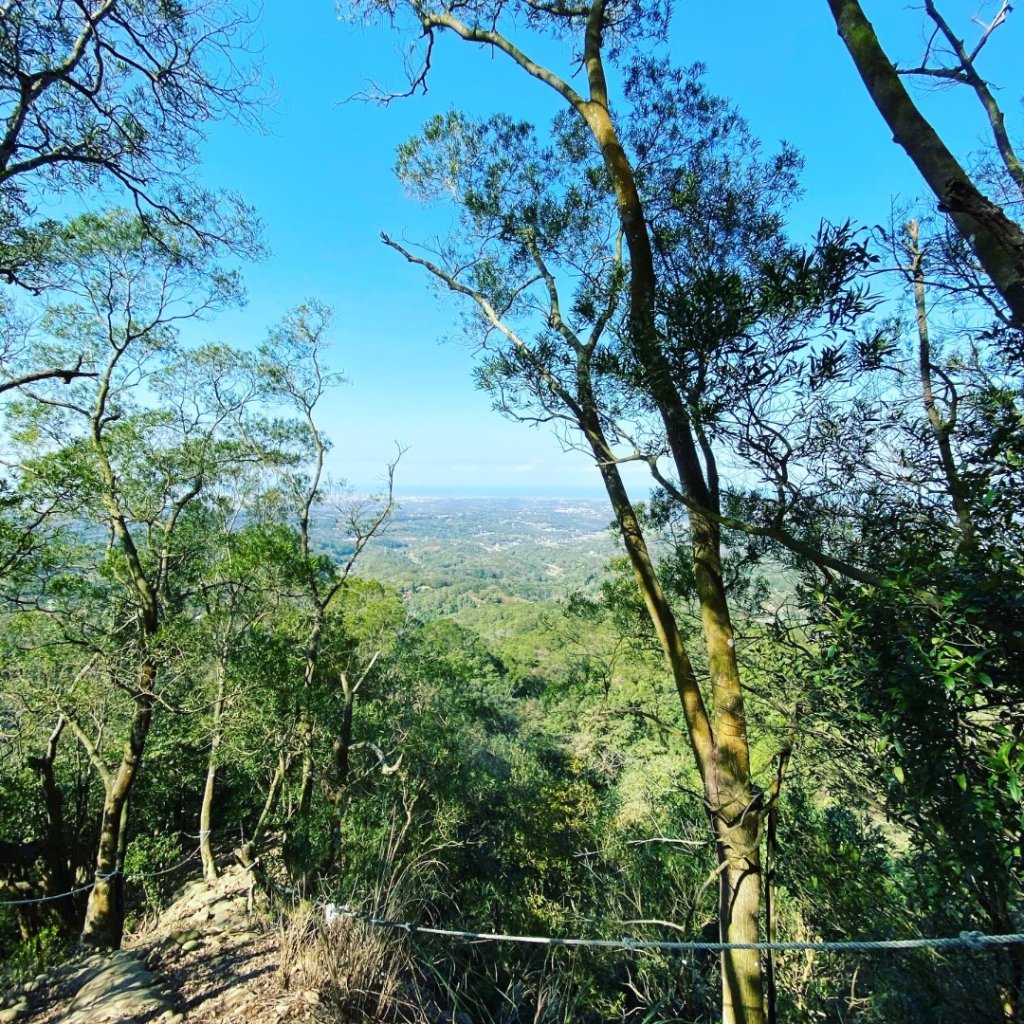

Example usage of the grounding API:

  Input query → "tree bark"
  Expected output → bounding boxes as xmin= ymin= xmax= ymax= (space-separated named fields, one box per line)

xmin=717 ymin=817 xmax=766 ymax=1024
xmin=80 ymin=660 xmax=155 ymax=948
xmin=827 ymin=0 xmax=1024 ymax=325
xmin=28 ymin=716 xmax=79 ymax=931
xmin=200 ymin=655 xmax=229 ymax=881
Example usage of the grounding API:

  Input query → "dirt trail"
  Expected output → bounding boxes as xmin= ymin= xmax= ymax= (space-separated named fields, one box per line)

xmin=9 ymin=865 xmax=330 ymax=1024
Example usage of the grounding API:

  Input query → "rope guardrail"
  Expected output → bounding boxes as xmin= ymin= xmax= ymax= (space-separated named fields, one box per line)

xmin=0 ymin=844 xmax=204 ymax=908
xmin=6 ymin=851 xmax=1022 ymax=958
xmin=326 ymin=906 xmax=1024 ymax=955
xmin=0 ymin=881 xmax=99 ymax=907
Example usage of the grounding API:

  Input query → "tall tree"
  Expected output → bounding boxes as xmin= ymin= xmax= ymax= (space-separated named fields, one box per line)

xmin=382 ymin=53 xmax=871 ymax=1019
xmin=353 ymin=2 xmax=780 ymax=1006
xmin=0 ymin=212 xmax=269 ymax=947
xmin=256 ymin=303 xmax=398 ymax=826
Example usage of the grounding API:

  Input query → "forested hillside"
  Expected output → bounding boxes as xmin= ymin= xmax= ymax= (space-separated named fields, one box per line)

xmin=1 ymin=2 xmax=1022 ymax=1024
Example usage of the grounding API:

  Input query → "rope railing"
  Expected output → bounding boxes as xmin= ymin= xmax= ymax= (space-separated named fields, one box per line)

xmin=6 ymin=855 xmax=1022 ymax=957
xmin=326 ymin=906 xmax=1024 ymax=954
xmin=0 ymin=844 xmax=204 ymax=908
xmin=0 ymin=881 xmax=99 ymax=908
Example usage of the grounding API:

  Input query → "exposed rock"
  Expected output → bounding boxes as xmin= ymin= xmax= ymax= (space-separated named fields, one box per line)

xmin=22 ymin=863 xmax=333 ymax=1024
xmin=60 ymin=950 xmax=174 ymax=1024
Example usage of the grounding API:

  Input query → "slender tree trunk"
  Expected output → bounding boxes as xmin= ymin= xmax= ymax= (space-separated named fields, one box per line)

xmin=237 ymin=752 xmax=289 ymax=867
xmin=200 ymin=656 xmax=228 ymax=881
xmin=324 ymin=673 xmax=358 ymax=873
xmin=329 ymin=676 xmax=356 ymax=812
xmin=576 ymin=365 xmax=765 ymax=1024
xmin=28 ymin=717 xmax=79 ymax=931
xmin=297 ymin=712 xmax=314 ymax=818
xmin=575 ymin=362 xmax=715 ymax=767
xmin=116 ymin=796 xmax=130 ymax=874
xmin=199 ymin=746 xmax=221 ymax=880
xmin=296 ymin=614 xmax=325 ymax=818
xmin=906 ymin=219 xmax=976 ymax=546
xmin=80 ymin=661 xmax=155 ymax=949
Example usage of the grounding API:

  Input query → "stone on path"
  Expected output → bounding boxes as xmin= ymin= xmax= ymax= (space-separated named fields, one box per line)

xmin=60 ymin=950 xmax=175 ymax=1024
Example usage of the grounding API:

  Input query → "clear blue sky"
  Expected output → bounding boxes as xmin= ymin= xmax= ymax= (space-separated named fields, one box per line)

xmin=189 ymin=1 xmax=1019 ymax=498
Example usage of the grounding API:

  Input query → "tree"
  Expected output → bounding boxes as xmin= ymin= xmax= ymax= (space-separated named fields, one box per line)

xmin=781 ymin=212 xmax=1024 ymax=1019
xmin=0 ymin=0 xmax=263 ymax=289
xmin=380 ymin=40 xmax=873 ymax=1017
xmin=0 ymin=211 xmax=270 ymax=947
xmin=254 ymin=303 xmax=398 ymax=835
xmin=825 ymin=0 xmax=1024 ymax=327
xmin=191 ymin=509 xmax=296 ymax=881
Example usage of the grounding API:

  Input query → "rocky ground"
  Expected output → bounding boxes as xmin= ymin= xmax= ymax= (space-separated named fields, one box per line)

xmin=3 ymin=865 xmax=335 ymax=1024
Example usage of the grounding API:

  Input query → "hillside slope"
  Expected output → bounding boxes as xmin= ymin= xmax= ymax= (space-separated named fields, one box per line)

xmin=9 ymin=866 xmax=331 ymax=1024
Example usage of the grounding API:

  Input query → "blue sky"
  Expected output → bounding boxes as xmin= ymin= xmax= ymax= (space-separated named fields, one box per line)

xmin=189 ymin=1 xmax=1019 ymax=498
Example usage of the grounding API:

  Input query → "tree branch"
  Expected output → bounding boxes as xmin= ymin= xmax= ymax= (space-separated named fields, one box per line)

xmin=0 ymin=363 xmax=98 ymax=396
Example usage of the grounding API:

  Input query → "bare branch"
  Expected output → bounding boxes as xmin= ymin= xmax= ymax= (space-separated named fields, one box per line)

xmin=924 ymin=0 xmax=1023 ymax=191
xmin=417 ymin=11 xmax=586 ymax=110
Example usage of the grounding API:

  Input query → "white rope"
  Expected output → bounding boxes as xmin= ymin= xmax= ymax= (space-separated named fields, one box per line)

xmin=0 ymin=845 xmax=203 ymax=908
xmin=0 ymin=882 xmax=97 ymax=907
xmin=128 ymin=847 xmax=201 ymax=880
xmin=328 ymin=908 xmax=1024 ymax=954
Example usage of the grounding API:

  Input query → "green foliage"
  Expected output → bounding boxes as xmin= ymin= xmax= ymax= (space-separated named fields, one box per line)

xmin=2 ymin=6 xmax=1023 ymax=1021
xmin=0 ymin=0 xmax=262 ymax=289
xmin=0 ymin=924 xmax=75 ymax=988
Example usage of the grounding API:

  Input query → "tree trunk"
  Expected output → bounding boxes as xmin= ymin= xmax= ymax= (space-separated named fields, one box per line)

xmin=716 ymin=811 xmax=766 ymax=1024
xmin=199 ymin=738 xmax=221 ymax=881
xmin=297 ymin=723 xmax=314 ymax=819
xmin=80 ymin=799 xmax=127 ymax=949
xmin=320 ymin=675 xmax=358 ymax=874
xmin=28 ymin=717 xmax=79 ymax=931
xmin=80 ymin=661 xmax=155 ymax=949
xmin=237 ymin=751 xmax=289 ymax=867
xmin=200 ymin=657 xmax=228 ymax=881
xmin=576 ymin=365 xmax=765 ymax=1024
xmin=296 ymin=614 xmax=325 ymax=819
xmin=906 ymin=219 xmax=976 ymax=546
xmin=826 ymin=0 xmax=1024 ymax=325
